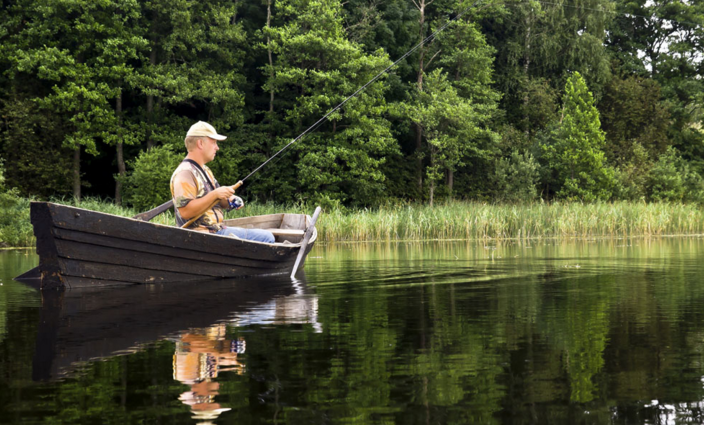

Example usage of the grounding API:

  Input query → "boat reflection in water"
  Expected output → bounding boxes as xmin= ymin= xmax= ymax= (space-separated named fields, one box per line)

xmin=30 ymin=275 xmax=320 ymax=423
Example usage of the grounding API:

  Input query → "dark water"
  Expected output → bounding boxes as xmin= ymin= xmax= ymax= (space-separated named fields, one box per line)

xmin=1 ymin=238 xmax=704 ymax=424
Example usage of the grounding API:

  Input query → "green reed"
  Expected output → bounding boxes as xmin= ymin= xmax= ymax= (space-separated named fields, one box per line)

xmin=313 ymin=201 xmax=704 ymax=242
xmin=3 ymin=199 xmax=704 ymax=248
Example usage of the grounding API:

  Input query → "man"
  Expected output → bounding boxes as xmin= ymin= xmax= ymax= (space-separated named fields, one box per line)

xmin=170 ymin=121 xmax=275 ymax=243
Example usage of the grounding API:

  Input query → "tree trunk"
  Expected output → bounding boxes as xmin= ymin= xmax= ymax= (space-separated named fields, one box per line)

xmin=146 ymin=48 xmax=156 ymax=149
xmin=267 ymin=0 xmax=274 ymax=116
xmin=429 ymin=181 xmax=435 ymax=207
xmin=523 ymin=12 xmax=532 ymax=136
xmin=446 ymin=169 xmax=453 ymax=198
xmin=73 ymin=147 xmax=81 ymax=202
xmin=115 ymin=92 xmax=126 ymax=205
xmin=415 ymin=0 xmax=428 ymax=194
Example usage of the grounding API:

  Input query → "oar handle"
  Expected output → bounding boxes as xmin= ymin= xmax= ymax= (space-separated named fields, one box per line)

xmin=290 ymin=206 xmax=322 ymax=278
xmin=181 ymin=181 xmax=243 ymax=229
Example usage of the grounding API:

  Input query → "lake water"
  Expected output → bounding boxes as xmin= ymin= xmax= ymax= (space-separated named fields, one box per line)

xmin=1 ymin=238 xmax=704 ymax=424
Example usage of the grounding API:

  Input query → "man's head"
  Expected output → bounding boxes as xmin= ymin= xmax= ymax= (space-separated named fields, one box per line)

xmin=184 ymin=121 xmax=227 ymax=163
xmin=184 ymin=121 xmax=227 ymax=152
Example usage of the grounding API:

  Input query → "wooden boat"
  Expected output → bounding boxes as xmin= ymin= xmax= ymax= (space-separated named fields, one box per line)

xmin=26 ymin=202 xmax=318 ymax=289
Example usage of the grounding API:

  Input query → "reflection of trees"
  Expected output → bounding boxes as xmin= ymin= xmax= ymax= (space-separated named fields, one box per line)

xmin=5 ymin=240 xmax=704 ymax=423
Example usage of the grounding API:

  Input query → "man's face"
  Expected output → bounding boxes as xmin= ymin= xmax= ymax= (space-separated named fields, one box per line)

xmin=202 ymin=137 xmax=219 ymax=162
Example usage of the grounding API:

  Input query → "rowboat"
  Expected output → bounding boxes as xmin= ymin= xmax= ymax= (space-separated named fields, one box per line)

xmin=23 ymin=201 xmax=318 ymax=289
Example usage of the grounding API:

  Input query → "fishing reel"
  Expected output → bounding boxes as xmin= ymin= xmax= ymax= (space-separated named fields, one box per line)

xmin=228 ymin=196 xmax=244 ymax=210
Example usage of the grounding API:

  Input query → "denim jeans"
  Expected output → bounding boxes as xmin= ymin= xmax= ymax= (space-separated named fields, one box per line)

xmin=217 ymin=226 xmax=275 ymax=243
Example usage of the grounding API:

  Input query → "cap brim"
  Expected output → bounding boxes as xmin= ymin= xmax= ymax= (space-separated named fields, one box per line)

xmin=211 ymin=134 xmax=227 ymax=141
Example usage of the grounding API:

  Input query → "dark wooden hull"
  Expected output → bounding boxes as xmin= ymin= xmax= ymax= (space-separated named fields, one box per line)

xmin=30 ymin=202 xmax=317 ymax=289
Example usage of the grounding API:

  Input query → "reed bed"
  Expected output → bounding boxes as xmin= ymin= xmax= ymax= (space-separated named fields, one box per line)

xmin=3 ymin=199 xmax=704 ymax=248
xmin=312 ymin=201 xmax=704 ymax=242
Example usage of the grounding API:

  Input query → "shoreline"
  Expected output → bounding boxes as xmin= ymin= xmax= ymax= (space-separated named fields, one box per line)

xmin=3 ymin=199 xmax=704 ymax=248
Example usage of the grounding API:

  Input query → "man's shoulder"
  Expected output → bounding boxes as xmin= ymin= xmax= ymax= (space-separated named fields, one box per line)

xmin=171 ymin=161 xmax=194 ymax=180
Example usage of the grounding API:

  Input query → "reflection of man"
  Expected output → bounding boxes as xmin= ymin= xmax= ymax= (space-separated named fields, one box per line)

xmin=173 ymin=324 xmax=246 ymax=423
xmin=170 ymin=121 xmax=274 ymax=243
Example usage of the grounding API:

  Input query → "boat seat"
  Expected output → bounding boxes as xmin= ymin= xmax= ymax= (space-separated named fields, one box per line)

xmin=269 ymin=229 xmax=305 ymax=237
xmin=269 ymin=228 xmax=305 ymax=244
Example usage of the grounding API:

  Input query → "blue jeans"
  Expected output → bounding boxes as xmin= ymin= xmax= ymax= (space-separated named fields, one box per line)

xmin=217 ymin=226 xmax=275 ymax=243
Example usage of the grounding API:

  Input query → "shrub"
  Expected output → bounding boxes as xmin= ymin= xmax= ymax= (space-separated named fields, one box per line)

xmin=120 ymin=146 xmax=183 ymax=211
xmin=494 ymin=150 xmax=540 ymax=203
xmin=648 ymin=147 xmax=704 ymax=203
xmin=0 ymin=159 xmax=34 ymax=247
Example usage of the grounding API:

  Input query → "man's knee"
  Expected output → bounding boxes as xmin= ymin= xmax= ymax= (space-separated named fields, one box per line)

xmin=253 ymin=229 xmax=275 ymax=243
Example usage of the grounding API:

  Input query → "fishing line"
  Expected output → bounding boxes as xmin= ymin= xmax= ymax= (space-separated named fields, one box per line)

xmin=240 ymin=0 xmax=485 ymax=183
xmin=239 ymin=0 xmax=702 ymax=186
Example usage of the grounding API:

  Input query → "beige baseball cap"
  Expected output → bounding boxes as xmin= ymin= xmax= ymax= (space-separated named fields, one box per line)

xmin=186 ymin=121 xmax=227 ymax=141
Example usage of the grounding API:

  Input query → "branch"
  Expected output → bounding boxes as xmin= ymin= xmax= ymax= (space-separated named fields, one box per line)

xmin=424 ymin=49 xmax=442 ymax=70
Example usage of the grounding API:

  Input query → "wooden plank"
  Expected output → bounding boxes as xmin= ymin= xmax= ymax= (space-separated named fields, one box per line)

xmin=281 ymin=214 xmax=306 ymax=230
xmin=60 ymin=276 xmax=141 ymax=288
xmin=53 ymin=228 xmax=293 ymax=270
xmin=55 ymin=239 xmax=292 ymax=277
xmin=269 ymin=229 xmax=305 ymax=237
xmin=57 ymin=259 xmax=216 ymax=284
xmin=224 ymin=214 xmax=284 ymax=229
xmin=222 ymin=218 xmax=282 ymax=229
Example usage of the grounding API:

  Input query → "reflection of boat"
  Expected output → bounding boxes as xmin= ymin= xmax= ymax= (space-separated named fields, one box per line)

xmin=32 ymin=275 xmax=321 ymax=382
xmin=27 ymin=202 xmax=317 ymax=289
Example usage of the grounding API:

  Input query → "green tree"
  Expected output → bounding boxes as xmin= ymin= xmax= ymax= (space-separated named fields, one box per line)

xmin=541 ymin=72 xmax=614 ymax=201
xmin=121 ymin=145 xmax=183 ymax=211
xmin=408 ymin=69 xmax=497 ymax=206
xmin=263 ymin=0 xmax=398 ymax=206
xmin=647 ymin=146 xmax=704 ymax=203
xmin=4 ymin=0 xmax=135 ymax=200
xmin=599 ymin=75 xmax=671 ymax=166
xmin=493 ymin=150 xmax=539 ymax=203
xmin=486 ymin=0 xmax=614 ymax=134
xmin=607 ymin=0 xmax=704 ymax=174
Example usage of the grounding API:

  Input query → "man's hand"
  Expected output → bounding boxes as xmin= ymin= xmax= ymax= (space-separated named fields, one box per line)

xmin=213 ymin=186 xmax=235 ymax=200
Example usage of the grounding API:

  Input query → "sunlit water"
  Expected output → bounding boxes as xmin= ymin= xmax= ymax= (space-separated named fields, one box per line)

xmin=1 ymin=238 xmax=704 ymax=424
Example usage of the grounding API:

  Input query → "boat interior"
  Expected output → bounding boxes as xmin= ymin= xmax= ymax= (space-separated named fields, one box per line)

xmin=222 ymin=213 xmax=311 ymax=244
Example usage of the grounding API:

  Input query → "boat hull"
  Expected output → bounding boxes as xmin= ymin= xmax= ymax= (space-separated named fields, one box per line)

xmin=30 ymin=202 xmax=316 ymax=289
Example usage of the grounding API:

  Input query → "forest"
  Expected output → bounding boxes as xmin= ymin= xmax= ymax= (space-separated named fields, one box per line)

xmin=0 ymin=0 xmax=703 ymax=211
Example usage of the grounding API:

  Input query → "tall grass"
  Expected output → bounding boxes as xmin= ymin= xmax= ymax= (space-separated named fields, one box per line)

xmin=313 ymin=201 xmax=704 ymax=242
xmin=2 ymin=198 xmax=704 ymax=248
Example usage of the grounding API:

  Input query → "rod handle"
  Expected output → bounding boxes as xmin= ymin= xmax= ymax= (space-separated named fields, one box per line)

xmin=181 ymin=180 xmax=244 ymax=229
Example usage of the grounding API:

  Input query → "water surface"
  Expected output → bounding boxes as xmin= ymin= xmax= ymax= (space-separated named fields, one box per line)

xmin=1 ymin=238 xmax=704 ymax=424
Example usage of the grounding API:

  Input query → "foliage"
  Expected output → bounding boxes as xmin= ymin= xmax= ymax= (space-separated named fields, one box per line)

xmin=121 ymin=146 xmax=183 ymax=211
xmin=262 ymin=0 xmax=398 ymax=207
xmin=408 ymin=69 xmax=497 ymax=205
xmin=612 ymin=141 xmax=651 ymax=201
xmin=0 ymin=160 xmax=33 ymax=247
xmin=647 ymin=147 xmax=704 ymax=204
xmin=599 ymin=75 xmax=671 ymax=165
xmin=0 ymin=0 xmax=702 ymax=208
xmin=541 ymin=72 xmax=615 ymax=201
xmin=493 ymin=150 xmax=539 ymax=203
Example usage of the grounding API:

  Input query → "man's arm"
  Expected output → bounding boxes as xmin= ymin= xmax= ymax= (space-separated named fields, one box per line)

xmin=178 ymin=186 xmax=234 ymax=220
